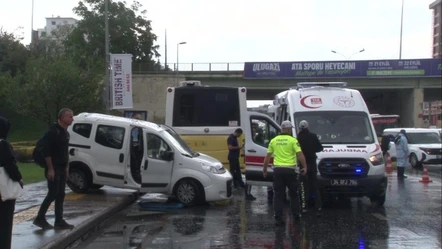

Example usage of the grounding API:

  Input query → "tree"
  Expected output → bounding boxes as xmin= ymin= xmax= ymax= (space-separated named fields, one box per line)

xmin=66 ymin=0 xmax=161 ymax=71
xmin=0 ymin=27 xmax=29 ymax=77
xmin=13 ymin=55 xmax=105 ymax=126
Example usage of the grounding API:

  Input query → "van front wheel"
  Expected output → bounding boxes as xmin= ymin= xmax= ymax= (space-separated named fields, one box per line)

xmin=175 ymin=179 xmax=202 ymax=206
xmin=67 ymin=168 xmax=90 ymax=193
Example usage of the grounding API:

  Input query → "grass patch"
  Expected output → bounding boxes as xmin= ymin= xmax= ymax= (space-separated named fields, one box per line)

xmin=18 ymin=163 xmax=45 ymax=184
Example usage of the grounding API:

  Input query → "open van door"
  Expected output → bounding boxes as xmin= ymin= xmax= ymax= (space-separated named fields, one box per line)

xmin=140 ymin=128 xmax=175 ymax=193
xmin=245 ymin=112 xmax=280 ymax=186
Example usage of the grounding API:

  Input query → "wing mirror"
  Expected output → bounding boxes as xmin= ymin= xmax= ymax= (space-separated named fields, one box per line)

xmin=161 ymin=151 xmax=174 ymax=161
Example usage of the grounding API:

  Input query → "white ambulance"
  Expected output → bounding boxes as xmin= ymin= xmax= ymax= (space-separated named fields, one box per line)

xmin=269 ymin=82 xmax=388 ymax=205
xmin=66 ymin=113 xmax=233 ymax=206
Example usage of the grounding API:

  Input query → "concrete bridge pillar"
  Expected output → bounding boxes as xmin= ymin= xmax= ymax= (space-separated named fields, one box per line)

xmin=412 ymin=88 xmax=424 ymax=128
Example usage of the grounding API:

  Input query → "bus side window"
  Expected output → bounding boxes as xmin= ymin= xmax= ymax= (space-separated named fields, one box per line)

xmin=179 ymin=94 xmax=194 ymax=125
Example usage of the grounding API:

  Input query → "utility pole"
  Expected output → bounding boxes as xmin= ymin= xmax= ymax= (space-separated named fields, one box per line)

xmin=104 ymin=0 xmax=110 ymax=113
xmin=165 ymin=29 xmax=168 ymax=70
xmin=31 ymin=0 xmax=34 ymax=49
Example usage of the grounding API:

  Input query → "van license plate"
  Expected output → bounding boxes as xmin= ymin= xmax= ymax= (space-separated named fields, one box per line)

xmin=331 ymin=180 xmax=358 ymax=186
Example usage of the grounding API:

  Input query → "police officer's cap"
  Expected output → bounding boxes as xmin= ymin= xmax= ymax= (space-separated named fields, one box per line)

xmin=281 ymin=120 xmax=293 ymax=129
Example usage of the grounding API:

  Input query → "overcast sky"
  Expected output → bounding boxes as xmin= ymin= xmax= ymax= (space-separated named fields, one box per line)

xmin=1 ymin=0 xmax=437 ymax=71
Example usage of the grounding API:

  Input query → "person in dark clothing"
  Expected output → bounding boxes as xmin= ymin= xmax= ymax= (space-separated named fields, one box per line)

xmin=381 ymin=134 xmax=394 ymax=157
xmin=227 ymin=128 xmax=246 ymax=189
xmin=0 ymin=116 xmax=23 ymax=249
xmin=33 ymin=108 xmax=75 ymax=230
xmin=296 ymin=120 xmax=323 ymax=216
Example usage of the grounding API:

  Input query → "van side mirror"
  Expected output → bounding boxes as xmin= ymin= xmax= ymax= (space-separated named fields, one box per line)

xmin=161 ymin=151 xmax=174 ymax=161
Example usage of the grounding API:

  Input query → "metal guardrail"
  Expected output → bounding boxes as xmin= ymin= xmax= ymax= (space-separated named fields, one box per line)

xmin=132 ymin=62 xmax=245 ymax=73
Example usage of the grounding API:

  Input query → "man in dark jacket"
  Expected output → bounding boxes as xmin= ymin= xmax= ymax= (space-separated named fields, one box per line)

xmin=297 ymin=120 xmax=323 ymax=216
xmin=0 ymin=116 xmax=23 ymax=249
xmin=33 ymin=108 xmax=75 ymax=230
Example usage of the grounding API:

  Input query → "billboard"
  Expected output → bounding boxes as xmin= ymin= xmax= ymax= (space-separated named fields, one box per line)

xmin=243 ymin=58 xmax=442 ymax=79
xmin=110 ymin=53 xmax=133 ymax=109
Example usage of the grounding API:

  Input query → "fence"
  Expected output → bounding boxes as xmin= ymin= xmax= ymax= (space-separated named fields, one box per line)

xmin=132 ymin=62 xmax=245 ymax=74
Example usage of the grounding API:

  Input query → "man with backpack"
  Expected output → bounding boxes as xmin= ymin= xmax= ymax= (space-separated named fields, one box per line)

xmin=33 ymin=108 xmax=75 ymax=229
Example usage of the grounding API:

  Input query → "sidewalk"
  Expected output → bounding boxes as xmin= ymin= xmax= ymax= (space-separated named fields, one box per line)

xmin=11 ymin=182 xmax=138 ymax=249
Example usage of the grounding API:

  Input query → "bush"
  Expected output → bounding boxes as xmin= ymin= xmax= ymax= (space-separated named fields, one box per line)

xmin=13 ymin=145 xmax=34 ymax=163
xmin=11 ymin=140 xmax=37 ymax=147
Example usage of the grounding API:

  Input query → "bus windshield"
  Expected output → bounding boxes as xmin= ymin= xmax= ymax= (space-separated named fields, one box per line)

xmin=371 ymin=115 xmax=400 ymax=137
xmin=294 ymin=111 xmax=375 ymax=144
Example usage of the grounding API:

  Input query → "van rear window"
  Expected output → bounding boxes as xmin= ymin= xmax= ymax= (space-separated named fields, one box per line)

xmin=172 ymin=87 xmax=241 ymax=127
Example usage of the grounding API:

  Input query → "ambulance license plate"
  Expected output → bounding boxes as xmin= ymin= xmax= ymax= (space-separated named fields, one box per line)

xmin=331 ymin=179 xmax=358 ymax=186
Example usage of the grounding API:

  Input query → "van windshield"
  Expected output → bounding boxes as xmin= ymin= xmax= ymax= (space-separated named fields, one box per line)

xmin=160 ymin=127 xmax=196 ymax=157
xmin=293 ymin=111 xmax=375 ymax=144
xmin=407 ymin=132 xmax=441 ymax=144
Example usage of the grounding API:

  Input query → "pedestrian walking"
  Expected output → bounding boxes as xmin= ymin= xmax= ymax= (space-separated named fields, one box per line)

xmin=395 ymin=129 xmax=409 ymax=178
xmin=33 ymin=108 xmax=75 ymax=229
xmin=0 ymin=116 xmax=24 ymax=249
xmin=263 ymin=120 xmax=308 ymax=226
xmin=296 ymin=120 xmax=323 ymax=216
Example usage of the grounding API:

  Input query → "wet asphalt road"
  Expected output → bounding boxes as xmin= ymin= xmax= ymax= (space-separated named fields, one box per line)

xmin=71 ymin=173 xmax=441 ymax=249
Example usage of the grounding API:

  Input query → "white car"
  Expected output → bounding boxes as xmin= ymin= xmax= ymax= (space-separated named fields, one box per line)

xmin=66 ymin=113 xmax=233 ymax=206
xmin=383 ymin=128 xmax=442 ymax=168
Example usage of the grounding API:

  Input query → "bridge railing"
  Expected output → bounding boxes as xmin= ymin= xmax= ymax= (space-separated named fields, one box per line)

xmin=132 ymin=62 xmax=245 ymax=73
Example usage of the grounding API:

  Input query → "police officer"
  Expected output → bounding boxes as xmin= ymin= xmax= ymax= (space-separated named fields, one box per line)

xmin=263 ymin=120 xmax=308 ymax=226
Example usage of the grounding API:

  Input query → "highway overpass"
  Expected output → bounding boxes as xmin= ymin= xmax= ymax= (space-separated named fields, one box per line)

xmin=131 ymin=59 xmax=442 ymax=127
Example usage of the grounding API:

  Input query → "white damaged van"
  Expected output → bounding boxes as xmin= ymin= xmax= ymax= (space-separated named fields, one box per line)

xmin=271 ymin=82 xmax=388 ymax=205
xmin=66 ymin=113 xmax=233 ymax=206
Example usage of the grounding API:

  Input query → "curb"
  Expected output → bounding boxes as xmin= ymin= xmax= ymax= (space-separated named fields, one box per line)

xmin=39 ymin=192 xmax=138 ymax=249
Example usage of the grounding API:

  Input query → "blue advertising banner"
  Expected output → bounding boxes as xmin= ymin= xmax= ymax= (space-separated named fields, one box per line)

xmin=243 ymin=59 xmax=442 ymax=79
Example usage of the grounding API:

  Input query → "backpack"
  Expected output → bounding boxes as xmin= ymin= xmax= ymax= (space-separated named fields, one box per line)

xmin=32 ymin=128 xmax=59 ymax=168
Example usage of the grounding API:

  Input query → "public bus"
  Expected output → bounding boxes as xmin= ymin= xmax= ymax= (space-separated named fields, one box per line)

xmin=165 ymin=81 xmax=249 ymax=171
xmin=370 ymin=114 xmax=401 ymax=140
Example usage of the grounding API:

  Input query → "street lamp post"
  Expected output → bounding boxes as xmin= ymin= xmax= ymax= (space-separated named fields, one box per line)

xmin=399 ymin=0 xmax=404 ymax=59
xmin=176 ymin=41 xmax=186 ymax=82
xmin=331 ymin=48 xmax=365 ymax=59
xmin=104 ymin=0 xmax=110 ymax=113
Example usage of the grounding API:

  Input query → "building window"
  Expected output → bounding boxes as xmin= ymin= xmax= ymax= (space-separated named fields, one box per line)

xmin=51 ymin=21 xmax=56 ymax=25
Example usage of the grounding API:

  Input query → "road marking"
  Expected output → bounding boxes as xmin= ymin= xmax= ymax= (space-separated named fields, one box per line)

xmin=371 ymin=213 xmax=388 ymax=221
xmin=13 ymin=193 xmax=85 ymax=225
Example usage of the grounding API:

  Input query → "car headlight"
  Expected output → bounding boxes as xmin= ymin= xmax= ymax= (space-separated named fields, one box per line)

xmin=201 ymin=162 xmax=226 ymax=174
xmin=419 ymin=147 xmax=431 ymax=154
xmin=370 ymin=153 xmax=384 ymax=166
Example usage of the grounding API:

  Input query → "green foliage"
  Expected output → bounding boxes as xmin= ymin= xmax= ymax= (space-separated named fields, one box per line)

xmin=67 ymin=0 xmax=161 ymax=69
xmin=0 ymin=27 xmax=29 ymax=77
xmin=12 ymin=55 xmax=105 ymax=126
xmin=1 ymin=1 xmax=164 ymax=142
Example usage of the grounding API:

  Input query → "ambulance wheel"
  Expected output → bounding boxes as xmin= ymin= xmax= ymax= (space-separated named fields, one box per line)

xmin=174 ymin=179 xmax=204 ymax=206
xmin=67 ymin=168 xmax=91 ymax=193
